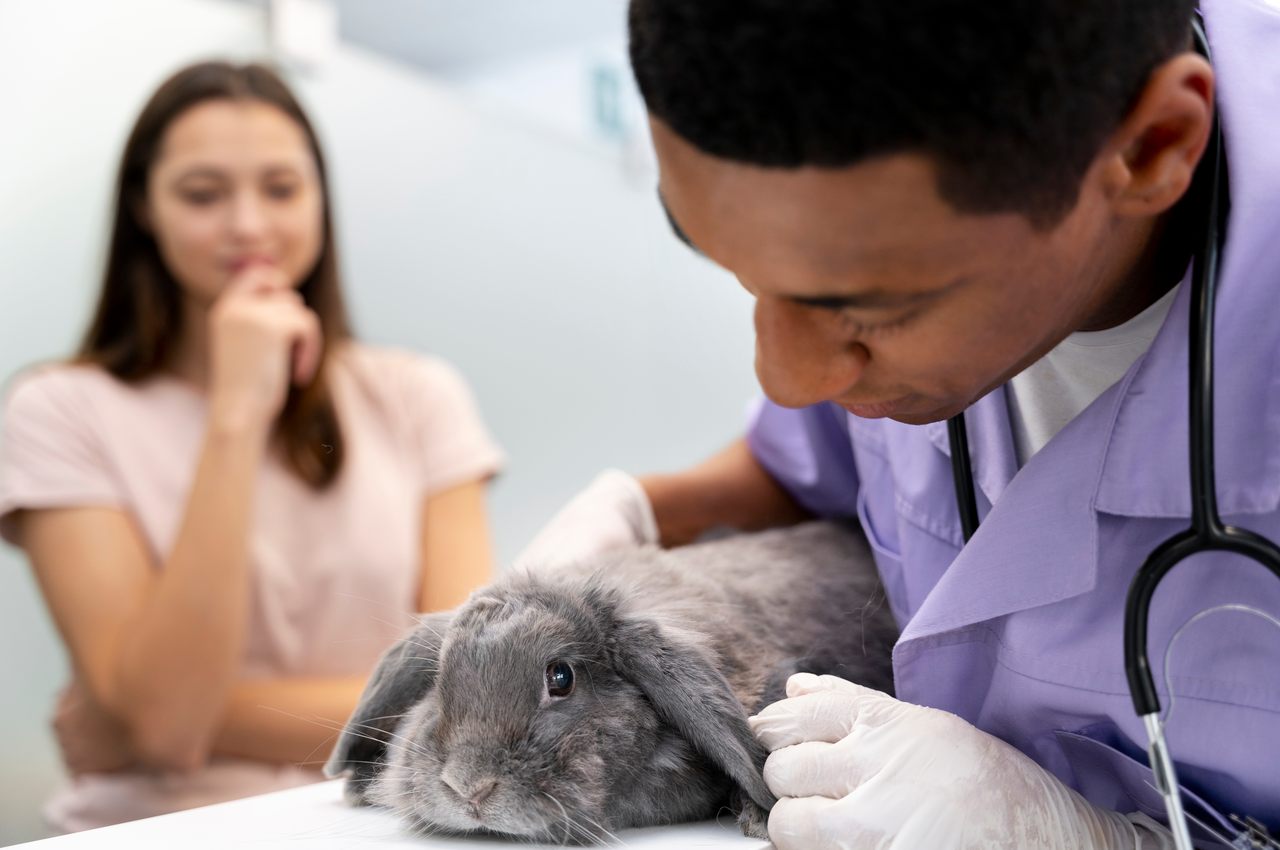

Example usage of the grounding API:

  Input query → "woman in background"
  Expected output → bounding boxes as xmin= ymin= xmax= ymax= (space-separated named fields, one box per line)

xmin=0 ymin=61 xmax=503 ymax=832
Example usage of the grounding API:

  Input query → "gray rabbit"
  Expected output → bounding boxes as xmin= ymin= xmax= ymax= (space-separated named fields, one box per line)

xmin=324 ymin=521 xmax=898 ymax=844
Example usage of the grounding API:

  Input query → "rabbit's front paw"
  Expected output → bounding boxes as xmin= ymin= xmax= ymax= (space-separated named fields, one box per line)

xmin=735 ymin=795 xmax=770 ymax=840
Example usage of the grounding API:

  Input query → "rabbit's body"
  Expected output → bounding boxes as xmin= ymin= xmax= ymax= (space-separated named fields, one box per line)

xmin=553 ymin=520 xmax=897 ymax=713
xmin=326 ymin=521 xmax=898 ymax=844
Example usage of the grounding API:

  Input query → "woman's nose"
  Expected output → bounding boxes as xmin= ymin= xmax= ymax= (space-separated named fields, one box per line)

xmin=754 ymin=298 xmax=867 ymax=408
xmin=228 ymin=190 xmax=268 ymax=238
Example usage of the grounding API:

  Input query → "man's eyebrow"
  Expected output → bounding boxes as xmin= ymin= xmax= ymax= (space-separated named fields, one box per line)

xmin=790 ymin=285 xmax=956 ymax=311
xmin=657 ymin=188 xmax=961 ymax=307
xmin=657 ymin=190 xmax=703 ymax=255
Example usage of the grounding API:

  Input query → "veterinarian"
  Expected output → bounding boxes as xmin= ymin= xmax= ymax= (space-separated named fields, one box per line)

xmin=519 ymin=0 xmax=1280 ymax=846
xmin=0 ymin=62 xmax=503 ymax=832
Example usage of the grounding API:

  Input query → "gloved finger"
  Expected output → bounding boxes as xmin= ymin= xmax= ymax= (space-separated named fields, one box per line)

xmin=786 ymin=672 xmax=892 ymax=701
xmin=749 ymin=691 xmax=858 ymax=749
xmin=767 ymin=794 xmax=853 ymax=850
xmin=761 ymin=740 xmax=865 ymax=799
xmin=774 ymin=792 xmax=965 ymax=850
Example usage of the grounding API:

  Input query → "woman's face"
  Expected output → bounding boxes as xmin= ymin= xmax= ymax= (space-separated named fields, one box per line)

xmin=142 ymin=98 xmax=325 ymax=304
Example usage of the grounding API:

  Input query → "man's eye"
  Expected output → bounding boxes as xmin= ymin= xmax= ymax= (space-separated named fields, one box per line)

xmin=545 ymin=661 xmax=575 ymax=698
xmin=799 ymin=299 xmax=916 ymax=336
xmin=840 ymin=312 xmax=914 ymax=336
xmin=659 ymin=196 xmax=705 ymax=257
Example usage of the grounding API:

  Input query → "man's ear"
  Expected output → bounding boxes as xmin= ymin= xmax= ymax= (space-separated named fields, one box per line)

xmin=609 ymin=615 xmax=776 ymax=811
xmin=1098 ymin=52 xmax=1215 ymax=218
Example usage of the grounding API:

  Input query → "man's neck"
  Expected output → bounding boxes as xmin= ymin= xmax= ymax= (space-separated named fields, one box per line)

xmin=1077 ymin=147 xmax=1212 ymax=333
xmin=1077 ymin=186 xmax=1202 ymax=333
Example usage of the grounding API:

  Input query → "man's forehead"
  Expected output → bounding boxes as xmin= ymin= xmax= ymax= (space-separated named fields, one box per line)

xmin=650 ymin=118 xmax=1031 ymax=298
xmin=655 ymin=126 xmax=942 ymax=239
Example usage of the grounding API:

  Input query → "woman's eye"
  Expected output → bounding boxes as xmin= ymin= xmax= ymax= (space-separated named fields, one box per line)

xmin=266 ymin=183 xmax=297 ymax=200
xmin=545 ymin=661 xmax=574 ymax=698
xmin=180 ymin=189 xmax=218 ymax=205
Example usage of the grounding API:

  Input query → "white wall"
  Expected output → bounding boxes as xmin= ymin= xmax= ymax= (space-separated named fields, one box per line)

xmin=0 ymin=0 xmax=757 ymax=843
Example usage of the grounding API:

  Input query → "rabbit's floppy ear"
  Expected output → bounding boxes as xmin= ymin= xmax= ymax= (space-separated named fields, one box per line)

xmin=610 ymin=615 xmax=776 ymax=811
xmin=324 ymin=610 xmax=453 ymax=800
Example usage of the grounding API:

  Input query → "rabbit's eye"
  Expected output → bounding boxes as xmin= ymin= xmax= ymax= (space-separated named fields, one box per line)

xmin=545 ymin=661 xmax=575 ymax=698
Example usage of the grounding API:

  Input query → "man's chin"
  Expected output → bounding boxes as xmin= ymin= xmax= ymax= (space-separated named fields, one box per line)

xmin=836 ymin=402 xmax=960 ymax=426
xmin=886 ymin=401 xmax=972 ymax=426
xmin=882 ymin=412 xmax=933 ymax=426
xmin=838 ymin=397 xmax=956 ymax=425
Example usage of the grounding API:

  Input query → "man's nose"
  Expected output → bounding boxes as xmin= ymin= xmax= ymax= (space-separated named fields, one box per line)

xmin=754 ymin=298 xmax=867 ymax=408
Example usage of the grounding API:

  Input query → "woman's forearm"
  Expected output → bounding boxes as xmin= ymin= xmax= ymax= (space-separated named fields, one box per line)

xmin=418 ymin=479 xmax=494 ymax=612
xmin=108 ymin=421 xmax=268 ymax=769
xmin=211 ymin=676 xmax=370 ymax=767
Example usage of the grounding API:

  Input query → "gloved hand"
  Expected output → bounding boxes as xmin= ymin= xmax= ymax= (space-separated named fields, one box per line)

xmin=748 ymin=673 xmax=1176 ymax=850
xmin=514 ymin=469 xmax=659 ymax=569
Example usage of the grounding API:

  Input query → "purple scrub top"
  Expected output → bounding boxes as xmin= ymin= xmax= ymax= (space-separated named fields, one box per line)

xmin=746 ymin=0 xmax=1280 ymax=835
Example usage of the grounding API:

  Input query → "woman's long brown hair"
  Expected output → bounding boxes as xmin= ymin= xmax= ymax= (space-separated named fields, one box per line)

xmin=77 ymin=60 xmax=350 ymax=488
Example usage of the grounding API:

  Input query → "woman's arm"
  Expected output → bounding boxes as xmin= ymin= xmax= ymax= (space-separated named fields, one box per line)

xmin=416 ymin=478 xmax=495 ymax=613
xmin=209 ymin=477 xmax=497 ymax=766
xmin=20 ymin=268 xmax=327 ymax=772
xmin=22 ymin=421 xmax=268 ymax=772
xmin=209 ymin=676 xmax=370 ymax=767
xmin=41 ymin=475 xmax=498 ymax=774
xmin=56 ymin=674 xmax=371 ymax=773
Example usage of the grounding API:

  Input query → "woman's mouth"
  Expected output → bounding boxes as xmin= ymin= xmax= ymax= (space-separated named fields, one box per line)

xmin=226 ymin=255 xmax=276 ymax=274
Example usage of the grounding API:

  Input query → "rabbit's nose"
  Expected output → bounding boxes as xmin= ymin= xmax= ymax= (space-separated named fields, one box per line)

xmin=442 ymin=771 xmax=499 ymax=811
xmin=467 ymin=779 xmax=498 ymax=808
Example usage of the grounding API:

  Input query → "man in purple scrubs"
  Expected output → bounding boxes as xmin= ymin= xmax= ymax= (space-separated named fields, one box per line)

xmin=521 ymin=0 xmax=1280 ymax=846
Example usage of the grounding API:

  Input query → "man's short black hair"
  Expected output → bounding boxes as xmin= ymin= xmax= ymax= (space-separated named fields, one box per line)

xmin=629 ymin=0 xmax=1197 ymax=227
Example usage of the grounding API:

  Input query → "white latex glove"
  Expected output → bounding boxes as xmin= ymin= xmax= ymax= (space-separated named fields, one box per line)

xmin=514 ymin=469 xmax=659 ymax=569
xmin=749 ymin=673 xmax=1176 ymax=850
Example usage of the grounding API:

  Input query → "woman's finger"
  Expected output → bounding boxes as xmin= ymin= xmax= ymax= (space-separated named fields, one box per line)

xmin=290 ymin=308 xmax=324 ymax=386
xmin=224 ymin=262 xmax=292 ymax=298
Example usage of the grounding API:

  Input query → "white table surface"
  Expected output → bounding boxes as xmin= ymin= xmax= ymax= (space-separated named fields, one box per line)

xmin=10 ymin=780 xmax=773 ymax=849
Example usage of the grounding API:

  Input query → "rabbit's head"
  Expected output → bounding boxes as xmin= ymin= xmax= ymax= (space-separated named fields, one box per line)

xmin=325 ymin=572 xmax=774 ymax=843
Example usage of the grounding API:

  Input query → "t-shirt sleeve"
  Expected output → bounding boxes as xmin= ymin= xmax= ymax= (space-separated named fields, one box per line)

xmin=745 ymin=397 xmax=861 ymax=518
xmin=0 ymin=370 xmax=125 ymax=546
xmin=398 ymin=355 xmax=504 ymax=498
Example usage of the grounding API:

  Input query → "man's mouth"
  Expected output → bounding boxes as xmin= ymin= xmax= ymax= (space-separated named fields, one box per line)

xmin=838 ymin=396 xmax=911 ymax=419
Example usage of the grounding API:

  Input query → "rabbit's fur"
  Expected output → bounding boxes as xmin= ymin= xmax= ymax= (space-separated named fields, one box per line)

xmin=325 ymin=521 xmax=898 ymax=843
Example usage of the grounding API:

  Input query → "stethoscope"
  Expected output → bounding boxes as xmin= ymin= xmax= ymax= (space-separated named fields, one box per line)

xmin=944 ymin=15 xmax=1280 ymax=850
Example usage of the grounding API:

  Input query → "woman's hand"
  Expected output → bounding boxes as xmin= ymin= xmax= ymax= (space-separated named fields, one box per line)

xmin=207 ymin=262 xmax=323 ymax=435
xmin=53 ymin=681 xmax=136 ymax=776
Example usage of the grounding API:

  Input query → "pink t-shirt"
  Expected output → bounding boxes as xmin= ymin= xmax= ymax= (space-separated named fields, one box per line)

xmin=0 ymin=343 xmax=503 ymax=832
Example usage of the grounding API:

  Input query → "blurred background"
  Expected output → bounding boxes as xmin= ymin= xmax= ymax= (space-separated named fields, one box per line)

xmin=0 ymin=0 xmax=757 ymax=842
